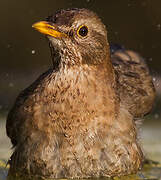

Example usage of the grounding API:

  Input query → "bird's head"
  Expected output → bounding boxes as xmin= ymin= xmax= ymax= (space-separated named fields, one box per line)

xmin=32 ymin=8 xmax=110 ymax=67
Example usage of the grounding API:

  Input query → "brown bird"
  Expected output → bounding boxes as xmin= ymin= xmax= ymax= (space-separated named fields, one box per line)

xmin=6 ymin=8 xmax=155 ymax=179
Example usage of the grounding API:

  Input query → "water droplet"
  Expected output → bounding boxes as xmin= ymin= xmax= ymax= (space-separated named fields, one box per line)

xmin=9 ymin=82 xmax=14 ymax=87
xmin=149 ymin=57 xmax=153 ymax=61
xmin=153 ymin=77 xmax=156 ymax=82
xmin=156 ymin=83 xmax=159 ymax=87
xmin=31 ymin=50 xmax=36 ymax=54
xmin=157 ymin=24 xmax=161 ymax=30
xmin=7 ymin=44 xmax=11 ymax=48
xmin=154 ymin=113 xmax=159 ymax=119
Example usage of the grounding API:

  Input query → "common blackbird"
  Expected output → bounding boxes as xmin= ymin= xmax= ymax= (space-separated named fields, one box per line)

xmin=6 ymin=8 xmax=155 ymax=178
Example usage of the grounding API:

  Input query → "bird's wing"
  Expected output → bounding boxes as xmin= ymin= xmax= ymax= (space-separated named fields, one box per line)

xmin=6 ymin=93 xmax=26 ymax=146
xmin=110 ymin=44 xmax=156 ymax=118
xmin=6 ymin=69 xmax=53 ymax=147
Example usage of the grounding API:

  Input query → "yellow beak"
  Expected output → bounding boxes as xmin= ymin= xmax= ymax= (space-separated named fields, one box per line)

xmin=32 ymin=21 xmax=67 ymax=38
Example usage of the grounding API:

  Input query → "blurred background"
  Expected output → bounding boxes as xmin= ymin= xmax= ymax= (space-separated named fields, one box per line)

xmin=0 ymin=0 xmax=161 ymax=163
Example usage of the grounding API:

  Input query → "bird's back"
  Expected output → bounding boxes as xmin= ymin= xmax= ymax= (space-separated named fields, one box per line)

xmin=111 ymin=44 xmax=155 ymax=118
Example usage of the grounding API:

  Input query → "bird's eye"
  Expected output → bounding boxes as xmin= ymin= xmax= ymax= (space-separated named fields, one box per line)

xmin=77 ymin=25 xmax=88 ymax=37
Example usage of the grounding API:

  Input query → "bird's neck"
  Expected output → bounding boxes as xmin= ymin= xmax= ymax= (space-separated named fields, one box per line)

xmin=49 ymin=43 xmax=61 ymax=70
xmin=49 ymin=42 xmax=112 ymax=70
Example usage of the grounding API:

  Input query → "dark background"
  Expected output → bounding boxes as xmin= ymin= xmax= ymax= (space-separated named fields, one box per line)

xmin=0 ymin=0 xmax=161 ymax=112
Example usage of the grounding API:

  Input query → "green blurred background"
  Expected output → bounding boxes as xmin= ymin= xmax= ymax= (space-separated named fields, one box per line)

xmin=0 ymin=0 xmax=161 ymax=111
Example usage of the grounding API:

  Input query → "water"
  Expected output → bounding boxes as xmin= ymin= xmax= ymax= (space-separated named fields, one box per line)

xmin=1 ymin=161 xmax=161 ymax=179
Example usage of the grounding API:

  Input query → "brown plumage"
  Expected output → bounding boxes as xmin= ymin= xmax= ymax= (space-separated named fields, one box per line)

xmin=111 ymin=48 xmax=155 ymax=118
xmin=6 ymin=8 xmax=155 ymax=178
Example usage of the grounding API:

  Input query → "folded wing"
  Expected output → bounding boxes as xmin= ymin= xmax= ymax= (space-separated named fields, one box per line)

xmin=111 ymin=44 xmax=156 ymax=118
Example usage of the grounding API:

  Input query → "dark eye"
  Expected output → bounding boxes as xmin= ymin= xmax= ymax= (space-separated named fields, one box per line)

xmin=77 ymin=25 xmax=88 ymax=37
